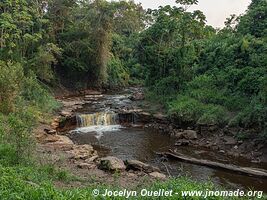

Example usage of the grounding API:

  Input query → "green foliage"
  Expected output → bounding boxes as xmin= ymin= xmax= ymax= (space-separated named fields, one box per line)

xmin=237 ymin=0 xmax=267 ymax=37
xmin=168 ymin=95 xmax=229 ymax=125
xmin=21 ymin=75 xmax=60 ymax=113
xmin=0 ymin=163 xmax=253 ymax=200
xmin=0 ymin=61 xmax=24 ymax=114
xmin=140 ymin=0 xmax=266 ymax=132
xmin=53 ymin=0 xmax=146 ymax=88
xmin=0 ymin=108 xmax=36 ymax=165
xmin=28 ymin=43 xmax=62 ymax=82
xmin=107 ymin=56 xmax=129 ymax=88
xmin=168 ymin=95 xmax=204 ymax=123
xmin=197 ymin=105 xmax=228 ymax=125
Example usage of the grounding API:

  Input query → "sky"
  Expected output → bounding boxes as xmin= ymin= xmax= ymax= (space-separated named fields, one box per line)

xmin=133 ymin=0 xmax=252 ymax=28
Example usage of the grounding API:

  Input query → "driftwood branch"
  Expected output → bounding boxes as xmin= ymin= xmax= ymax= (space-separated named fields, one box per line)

xmin=159 ymin=150 xmax=267 ymax=179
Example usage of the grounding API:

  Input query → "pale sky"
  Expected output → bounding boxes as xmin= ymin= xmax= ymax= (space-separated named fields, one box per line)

xmin=134 ymin=0 xmax=252 ymax=28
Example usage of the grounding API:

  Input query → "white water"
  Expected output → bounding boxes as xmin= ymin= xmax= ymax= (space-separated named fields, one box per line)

xmin=74 ymin=125 xmax=122 ymax=139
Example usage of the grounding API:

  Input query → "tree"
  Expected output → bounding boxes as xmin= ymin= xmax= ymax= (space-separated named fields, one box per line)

xmin=237 ymin=0 xmax=267 ymax=37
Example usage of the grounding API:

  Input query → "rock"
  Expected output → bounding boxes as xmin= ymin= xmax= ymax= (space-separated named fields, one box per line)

xmin=208 ymin=125 xmax=218 ymax=132
xmin=54 ymin=135 xmax=74 ymax=145
xmin=223 ymin=136 xmax=237 ymax=145
xmin=43 ymin=135 xmax=61 ymax=143
xmin=149 ymin=172 xmax=166 ymax=180
xmin=126 ymin=160 xmax=160 ymax=173
xmin=99 ymin=156 xmax=126 ymax=171
xmin=175 ymin=139 xmax=190 ymax=146
xmin=51 ymin=122 xmax=59 ymax=129
xmin=85 ymin=155 xmax=99 ymax=163
xmin=77 ymin=163 xmax=95 ymax=169
xmin=153 ymin=113 xmax=167 ymax=121
xmin=60 ymin=110 xmax=72 ymax=117
xmin=53 ymin=118 xmax=60 ymax=123
xmin=44 ymin=135 xmax=74 ymax=150
xmin=44 ymin=129 xmax=57 ymax=134
xmin=70 ymin=145 xmax=97 ymax=160
xmin=130 ymin=92 xmax=144 ymax=101
xmin=127 ymin=173 xmax=136 ymax=178
xmin=174 ymin=132 xmax=184 ymax=139
xmin=183 ymin=130 xmax=198 ymax=140
xmin=173 ymin=129 xmax=197 ymax=140
xmin=85 ymin=94 xmax=103 ymax=99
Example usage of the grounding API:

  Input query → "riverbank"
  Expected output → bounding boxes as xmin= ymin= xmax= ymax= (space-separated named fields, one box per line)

xmin=129 ymin=89 xmax=267 ymax=163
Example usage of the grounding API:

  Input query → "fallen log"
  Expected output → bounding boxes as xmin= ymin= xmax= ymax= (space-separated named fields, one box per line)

xmin=160 ymin=150 xmax=267 ymax=179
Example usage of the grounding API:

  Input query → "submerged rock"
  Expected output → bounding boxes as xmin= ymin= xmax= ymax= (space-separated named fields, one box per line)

xmin=99 ymin=156 xmax=126 ymax=171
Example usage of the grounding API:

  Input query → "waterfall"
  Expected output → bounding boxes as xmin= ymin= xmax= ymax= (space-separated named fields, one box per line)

xmin=76 ymin=112 xmax=118 ymax=127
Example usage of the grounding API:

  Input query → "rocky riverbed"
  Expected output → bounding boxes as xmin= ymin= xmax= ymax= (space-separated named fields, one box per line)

xmin=34 ymin=87 xmax=267 ymax=191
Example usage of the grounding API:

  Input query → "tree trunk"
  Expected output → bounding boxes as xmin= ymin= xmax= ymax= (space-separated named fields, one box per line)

xmin=159 ymin=150 xmax=267 ymax=178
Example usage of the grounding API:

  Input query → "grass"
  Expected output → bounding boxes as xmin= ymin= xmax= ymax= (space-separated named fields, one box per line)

xmin=0 ymin=163 xmax=265 ymax=200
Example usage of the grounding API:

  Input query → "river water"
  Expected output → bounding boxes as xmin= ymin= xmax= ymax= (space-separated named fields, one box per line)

xmin=68 ymin=90 xmax=267 ymax=192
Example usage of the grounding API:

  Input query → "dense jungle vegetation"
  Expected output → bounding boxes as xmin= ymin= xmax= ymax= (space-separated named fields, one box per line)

xmin=0 ymin=0 xmax=266 ymax=199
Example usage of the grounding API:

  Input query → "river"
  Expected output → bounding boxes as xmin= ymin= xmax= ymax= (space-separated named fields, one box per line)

xmin=66 ymin=89 xmax=267 ymax=192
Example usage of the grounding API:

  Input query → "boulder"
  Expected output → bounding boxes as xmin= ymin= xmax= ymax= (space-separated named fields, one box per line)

xmin=125 ymin=160 xmax=160 ymax=173
xmin=183 ymin=130 xmax=198 ymax=140
xmin=173 ymin=132 xmax=184 ymax=139
xmin=99 ymin=156 xmax=126 ymax=171
xmin=44 ymin=135 xmax=74 ymax=150
xmin=149 ymin=172 xmax=166 ymax=179
xmin=70 ymin=145 xmax=97 ymax=160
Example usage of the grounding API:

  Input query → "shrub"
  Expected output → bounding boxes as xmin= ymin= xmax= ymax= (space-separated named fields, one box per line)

xmin=231 ymin=97 xmax=266 ymax=129
xmin=21 ymin=75 xmax=60 ymax=113
xmin=4 ymin=110 xmax=36 ymax=165
xmin=0 ymin=61 xmax=24 ymax=114
xmin=107 ymin=57 xmax=129 ymax=88
xmin=198 ymin=104 xmax=229 ymax=125
xmin=168 ymin=95 xmax=204 ymax=123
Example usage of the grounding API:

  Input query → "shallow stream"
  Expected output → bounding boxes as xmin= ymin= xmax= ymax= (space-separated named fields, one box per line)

xmin=68 ymin=89 xmax=267 ymax=192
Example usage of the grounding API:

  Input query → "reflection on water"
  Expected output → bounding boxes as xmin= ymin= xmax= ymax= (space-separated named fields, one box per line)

xmin=70 ymin=126 xmax=267 ymax=192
